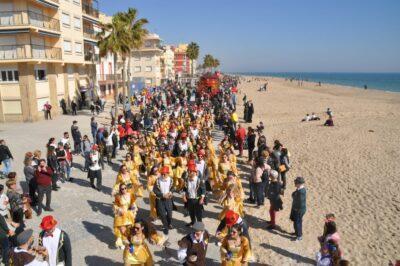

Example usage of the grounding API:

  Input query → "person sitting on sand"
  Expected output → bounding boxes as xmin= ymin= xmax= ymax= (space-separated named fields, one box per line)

xmin=324 ymin=115 xmax=334 ymax=127
xmin=311 ymin=112 xmax=321 ymax=121
xmin=301 ymin=114 xmax=311 ymax=122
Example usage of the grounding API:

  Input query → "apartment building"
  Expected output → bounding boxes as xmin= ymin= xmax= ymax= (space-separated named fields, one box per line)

xmin=160 ymin=45 xmax=175 ymax=82
xmin=127 ymin=33 xmax=163 ymax=87
xmin=173 ymin=43 xmax=196 ymax=78
xmin=0 ymin=0 xmax=101 ymax=122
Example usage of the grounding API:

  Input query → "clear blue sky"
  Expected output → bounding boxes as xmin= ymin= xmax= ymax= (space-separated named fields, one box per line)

xmin=100 ymin=0 xmax=400 ymax=73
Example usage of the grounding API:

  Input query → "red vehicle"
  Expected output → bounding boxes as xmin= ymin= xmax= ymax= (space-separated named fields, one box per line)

xmin=197 ymin=73 xmax=220 ymax=96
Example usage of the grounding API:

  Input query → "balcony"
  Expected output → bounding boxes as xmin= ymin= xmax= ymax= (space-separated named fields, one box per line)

xmin=83 ymin=27 xmax=98 ymax=40
xmin=0 ymin=44 xmax=62 ymax=61
xmin=84 ymin=52 xmax=99 ymax=63
xmin=98 ymin=74 xmax=122 ymax=81
xmin=0 ymin=11 xmax=60 ymax=32
xmin=82 ymin=2 xmax=99 ymax=19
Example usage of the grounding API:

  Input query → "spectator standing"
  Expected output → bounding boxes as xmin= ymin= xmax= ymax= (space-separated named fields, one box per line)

xmin=43 ymin=101 xmax=52 ymax=120
xmin=35 ymin=159 xmax=54 ymax=216
xmin=290 ymin=176 xmax=307 ymax=241
xmin=235 ymin=124 xmax=246 ymax=157
xmin=0 ymin=139 xmax=13 ymax=177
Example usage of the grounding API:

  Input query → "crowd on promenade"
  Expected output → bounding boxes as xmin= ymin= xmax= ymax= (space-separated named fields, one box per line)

xmin=0 ymin=75 xmax=350 ymax=265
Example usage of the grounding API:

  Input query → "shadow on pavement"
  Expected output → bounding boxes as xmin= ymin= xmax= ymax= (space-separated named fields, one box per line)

xmin=84 ymin=255 xmax=123 ymax=266
xmin=82 ymin=220 xmax=116 ymax=249
xmin=87 ymin=200 xmax=114 ymax=217
xmin=260 ymin=243 xmax=315 ymax=265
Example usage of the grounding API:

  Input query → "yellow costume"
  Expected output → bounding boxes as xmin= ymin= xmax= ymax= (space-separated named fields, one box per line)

xmin=220 ymin=236 xmax=251 ymax=266
xmin=113 ymin=193 xmax=137 ymax=248
xmin=123 ymin=234 xmax=153 ymax=266
xmin=147 ymin=174 xmax=158 ymax=220
xmin=218 ymin=196 xmax=244 ymax=220
xmin=114 ymin=172 xmax=143 ymax=197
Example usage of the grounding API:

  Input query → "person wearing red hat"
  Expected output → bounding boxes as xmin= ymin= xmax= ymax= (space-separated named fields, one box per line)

xmin=216 ymin=210 xmax=250 ymax=245
xmin=153 ymin=166 xmax=174 ymax=235
xmin=38 ymin=215 xmax=72 ymax=266
xmin=183 ymin=164 xmax=206 ymax=227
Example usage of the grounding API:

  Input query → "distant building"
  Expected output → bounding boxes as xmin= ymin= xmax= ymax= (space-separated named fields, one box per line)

xmin=124 ymin=33 xmax=163 ymax=88
xmin=0 ymin=0 xmax=101 ymax=122
xmin=161 ymin=45 xmax=175 ymax=82
xmin=173 ymin=44 xmax=196 ymax=78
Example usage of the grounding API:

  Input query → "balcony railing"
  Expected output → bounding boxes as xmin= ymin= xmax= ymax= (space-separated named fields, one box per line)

xmin=84 ymin=52 xmax=99 ymax=62
xmin=82 ymin=3 xmax=99 ymax=18
xmin=0 ymin=44 xmax=62 ymax=61
xmin=98 ymin=74 xmax=122 ymax=81
xmin=0 ymin=10 xmax=60 ymax=32
xmin=83 ymin=27 xmax=98 ymax=40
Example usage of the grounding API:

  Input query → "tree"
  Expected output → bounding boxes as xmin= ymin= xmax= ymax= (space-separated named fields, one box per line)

xmin=203 ymin=54 xmax=214 ymax=72
xmin=121 ymin=8 xmax=148 ymax=102
xmin=98 ymin=12 xmax=131 ymax=121
xmin=186 ymin=42 xmax=200 ymax=76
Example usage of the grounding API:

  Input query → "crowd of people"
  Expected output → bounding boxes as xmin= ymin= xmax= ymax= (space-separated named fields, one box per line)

xmin=0 ymin=75 xmax=350 ymax=265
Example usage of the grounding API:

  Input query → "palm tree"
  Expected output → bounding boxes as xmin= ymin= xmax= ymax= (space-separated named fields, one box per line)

xmin=186 ymin=42 xmax=200 ymax=76
xmin=203 ymin=54 xmax=214 ymax=72
xmin=213 ymin=58 xmax=220 ymax=70
xmin=98 ymin=12 xmax=131 ymax=121
xmin=124 ymin=9 xmax=148 ymax=102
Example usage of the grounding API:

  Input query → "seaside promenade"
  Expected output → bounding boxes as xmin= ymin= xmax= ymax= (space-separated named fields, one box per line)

xmin=1 ymin=76 xmax=399 ymax=265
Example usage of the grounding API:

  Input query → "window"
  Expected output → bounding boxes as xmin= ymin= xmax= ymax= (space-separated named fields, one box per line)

xmin=73 ymin=16 xmax=81 ymax=29
xmin=73 ymin=0 xmax=80 ymax=5
xmin=144 ymin=40 xmax=152 ymax=48
xmin=134 ymin=66 xmax=141 ymax=73
xmin=0 ymin=70 xmax=19 ymax=82
xmin=35 ymin=69 xmax=46 ymax=81
xmin=61 ymin=12 xmax=70 ymax=27
xmin=145 ymin=66 xmax=152 ymax=72
xmin=145 ymin=56 xmax=151 ymax=61
xmin=63 ymin=40 xmax=72 ymax=53
xmin=75 ymin=42 xmax=82 ymax=54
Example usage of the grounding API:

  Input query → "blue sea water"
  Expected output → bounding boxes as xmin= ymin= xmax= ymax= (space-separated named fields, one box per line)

xmin=236 ymin=72 xmax=400 ymax=93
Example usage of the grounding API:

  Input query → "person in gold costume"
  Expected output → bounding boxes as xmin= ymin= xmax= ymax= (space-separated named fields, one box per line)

xmin=113 ymin=165 xmax=143 ymax=197
xmin=146 ymin=165 xmax=159 ymax=220
xmin=114 ymin=183 xmax=137 ymax=249
xmin=123 ymin=219 xmax=166 ymax=266
xmin=220 ymin=224 xmax=252 ymax=266
xmin=218 ymin=184 xmax=244 ymax=220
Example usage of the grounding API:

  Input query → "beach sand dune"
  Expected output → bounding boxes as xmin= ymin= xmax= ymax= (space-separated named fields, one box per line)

xmin=238 ymin=76 xmax=400 ymax=265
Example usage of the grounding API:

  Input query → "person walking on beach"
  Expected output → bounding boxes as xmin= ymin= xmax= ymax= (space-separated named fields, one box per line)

xmin=267 ymin=170 xmax=283 ymax=230
xmin=246 ymin=100 xmax=254 ymax=123
xmin=290 ymin=176 xmax=306 ymax=241
xmin=246 ymin=127 xmax=256 ymax=162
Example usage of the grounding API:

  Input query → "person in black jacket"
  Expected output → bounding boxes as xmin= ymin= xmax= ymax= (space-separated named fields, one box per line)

xmin=267 ymin=170 xmax=283 ymax=230
xmin=246 ymin=100 xmax=254 ymax=123
xmin=183 ymin=164 xmax=206 ymax=227
xmin=46 ymin=146 xmax=60 ymax=191
xmin=290 ymin=176 xmax=307 ymax=241
xmin=153 ymin=166 xmax=174 ymax=235
xmin=0 ymin=214 xmax=14 ymax=265
xmin=0 ymin=139 xmax=13 ymax=177
xmin=38 ymin=215 xmax=72 ymax=266
xmin=70 ymin=121 xmax=82 ymax=154
xmin=246 ymin=127 xmax=256 ymax=162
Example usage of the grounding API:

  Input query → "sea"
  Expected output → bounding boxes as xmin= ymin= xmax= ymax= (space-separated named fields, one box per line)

xmin=235 ymin=72 xmax=400 ymax=93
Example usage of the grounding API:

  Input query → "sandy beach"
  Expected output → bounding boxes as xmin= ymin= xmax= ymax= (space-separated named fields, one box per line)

xmin=237 ymin=76 xmax=400 ymax=265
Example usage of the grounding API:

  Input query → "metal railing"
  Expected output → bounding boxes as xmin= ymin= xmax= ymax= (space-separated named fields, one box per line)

xmin=98 ymin=74 xmax=122 ymax=81
xmin=82 ymin=3 xmax=99 ymax=18
xmin=0 ymin=10 xmax=60 ymax=31
xmin=0 ymin=44 xmax=62 ymax=60
xmin=84 ymin=52 xmax=99 ymax=62
xmin=83 ymin=27 xmax=98 ymax=40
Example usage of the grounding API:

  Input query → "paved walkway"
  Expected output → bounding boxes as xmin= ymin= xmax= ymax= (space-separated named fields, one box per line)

xmin=0 ymin=107 xmax=258 ymax=265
